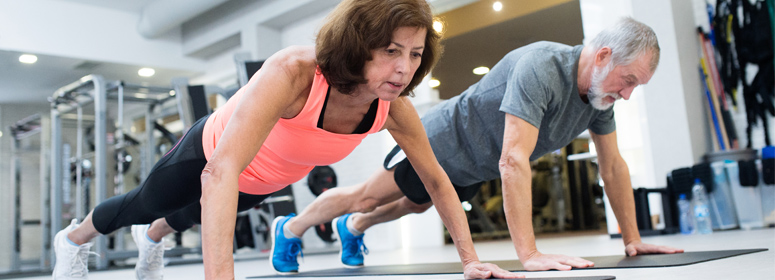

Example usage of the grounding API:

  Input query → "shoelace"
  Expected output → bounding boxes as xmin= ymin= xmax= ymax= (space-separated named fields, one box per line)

xmin=284 ymin=241 xmax=303 ymax=262
xmin=349 ymin=235 xmax=369 ymax=257
xmin=69 ymin=247 xmax=98 ymax=277
xmin=145 ymin=244 xmax=165 ymax=270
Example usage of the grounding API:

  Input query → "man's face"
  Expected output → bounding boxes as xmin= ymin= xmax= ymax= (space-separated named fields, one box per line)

xmin=588 ymin=51 xmax=655 ymax=110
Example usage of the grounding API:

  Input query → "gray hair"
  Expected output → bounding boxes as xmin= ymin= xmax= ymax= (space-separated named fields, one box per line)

xmin=589 ymin=17 xmax=660 ymax=72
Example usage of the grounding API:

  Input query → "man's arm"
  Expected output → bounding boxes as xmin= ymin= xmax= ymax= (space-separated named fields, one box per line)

xmin=501 ymin=114 xmax=594 ymax=270
xmin=590 ymin=130 xmax=683 ymax=256
xmin=385 ymin=97 xmax=522 ymax=279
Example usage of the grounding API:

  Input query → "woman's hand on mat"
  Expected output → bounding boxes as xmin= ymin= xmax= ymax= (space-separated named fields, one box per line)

xmin=464 ymin=261 xmax=525 ymax=279
xmin=522 ymin=251 xmax=595 ymax=271
xmin=625 ymin=241 xmax=684 ymax=256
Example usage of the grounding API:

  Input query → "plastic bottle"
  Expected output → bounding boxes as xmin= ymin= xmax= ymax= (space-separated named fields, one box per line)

xmin=692 ymin=179 xmax=713 ymax=234
xmin=677 ymin=194 xmax=695 ymax=234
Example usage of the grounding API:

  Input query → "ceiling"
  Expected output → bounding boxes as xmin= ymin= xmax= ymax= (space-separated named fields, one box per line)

xmin=0 ymin=0 xmax=584 ymax=105
xmin=0 ymin=49 xmax=199 ymax=104
xmin=53 ymin=0 xmax=156 ymax=13
xmin=0 ymin=0 xmax=205 ymax=104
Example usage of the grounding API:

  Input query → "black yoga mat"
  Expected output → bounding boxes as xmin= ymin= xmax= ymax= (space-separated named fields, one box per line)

xmin=251 ymin=274 xmax=614 ymax=280
xmin=248 ymin=248 xmax=766 ymax=278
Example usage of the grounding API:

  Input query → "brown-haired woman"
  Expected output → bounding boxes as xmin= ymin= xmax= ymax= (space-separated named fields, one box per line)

xmin=52 ymin=0 xmax=521 ymax=279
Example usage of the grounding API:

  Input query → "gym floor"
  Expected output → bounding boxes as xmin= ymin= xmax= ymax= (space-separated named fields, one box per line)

xmin=18 ymin=227 xmax=775 ymax=279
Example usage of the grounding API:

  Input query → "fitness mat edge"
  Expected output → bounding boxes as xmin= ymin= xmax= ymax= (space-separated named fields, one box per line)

xmin=248 ymin=248 xmax=766 ymax=278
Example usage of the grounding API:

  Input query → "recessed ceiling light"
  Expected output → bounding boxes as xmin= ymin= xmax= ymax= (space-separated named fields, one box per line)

xmin=493 ymin=1 xmax=503 ymax=12
xmin=19 ymin=54 xmax=38 ymax=64
xmin=433 ymin=20 xmax=443 ymax=33
xmin=429 ymin=78 xmax=440 ymax=88
xmin=473 ymin=66 xmax=490 ymax=75
xmin=138 ymin=68 xmax=155 ymax=77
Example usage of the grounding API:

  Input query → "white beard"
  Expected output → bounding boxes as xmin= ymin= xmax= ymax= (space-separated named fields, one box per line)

xmin=587 ymin=63 xmax=620 ymax=110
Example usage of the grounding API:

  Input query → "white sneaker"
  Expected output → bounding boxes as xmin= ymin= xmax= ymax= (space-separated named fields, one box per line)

xmin=131 ymin=224 xmax=164 ymax=280
xmin=53 ymin=219 xmax=93 ymax=280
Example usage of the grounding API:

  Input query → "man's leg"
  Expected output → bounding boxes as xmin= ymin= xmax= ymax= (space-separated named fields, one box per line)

xmin=270 ymin=167 xmax=406 ymax=272
xmin=349 ymin=197 xmax=432 ymax=233
xmin=285 ymin=167 xmax=407 ymax=236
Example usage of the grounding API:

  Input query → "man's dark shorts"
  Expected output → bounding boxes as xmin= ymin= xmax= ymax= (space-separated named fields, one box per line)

xmin=383 ymin=145 xmax=481 ymax=205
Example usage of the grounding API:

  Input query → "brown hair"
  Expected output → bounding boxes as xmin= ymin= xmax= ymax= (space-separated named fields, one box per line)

xmin=316 ymin=0 xmax=443 ymax=97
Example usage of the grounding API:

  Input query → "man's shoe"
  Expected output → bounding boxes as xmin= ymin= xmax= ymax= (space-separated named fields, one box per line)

xmin=332 ymin=213 xmax=368 ymax=268
xmin=131 ymin=224 xmax=164 ymax=280
xmin=53 ymin=219 xmax=93 ymax=280
xmin=270 ymin=214 xmax=302 ymax=274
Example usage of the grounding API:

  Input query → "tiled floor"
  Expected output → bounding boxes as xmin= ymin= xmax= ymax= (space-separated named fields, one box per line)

xmin=13 ymin=227 xmax=775 ymax=279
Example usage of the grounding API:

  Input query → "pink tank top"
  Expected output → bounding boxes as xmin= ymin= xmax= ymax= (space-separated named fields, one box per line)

xmin=202 ymin=69 xmax=391 ymax=194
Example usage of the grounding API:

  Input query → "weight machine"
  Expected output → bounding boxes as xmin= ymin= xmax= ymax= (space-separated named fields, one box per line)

xmin=8 ymin=114 xmax=51 ymax=273
xmin=48 ymin=75 xmax=201 ymax=270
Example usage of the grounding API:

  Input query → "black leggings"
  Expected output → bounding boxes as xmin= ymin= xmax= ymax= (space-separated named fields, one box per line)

xmin=92 ymin=115 xmax=269 ymax=234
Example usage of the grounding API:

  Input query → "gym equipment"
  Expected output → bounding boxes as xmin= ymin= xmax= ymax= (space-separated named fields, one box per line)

xmin=307 ymin=166 xmax=337 ymax=196
xmin=307 ymin=166 xmax=338 ymax=243
xmin=248 ymin=249 xmax=766 ymax=278
xmin=234 ymin=187 xmax=296 ymax=252
xmin=49 ymin=75 xmax=197 ymax=270
xmin=9 ymin=114 xmax=51 ymax=272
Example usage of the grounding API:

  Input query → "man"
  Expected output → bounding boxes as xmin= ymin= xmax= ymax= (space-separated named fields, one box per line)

xmin=272 ymin=17 xmax=682 ymax=274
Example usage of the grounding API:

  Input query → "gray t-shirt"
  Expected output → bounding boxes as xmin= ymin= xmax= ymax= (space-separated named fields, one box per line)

xmin=422 ymin=41 xmax=616 ymax=186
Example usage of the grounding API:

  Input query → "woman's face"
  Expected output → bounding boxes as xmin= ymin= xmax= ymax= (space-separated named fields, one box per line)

xmin=360 ymin=26 xmax=427 ymax=101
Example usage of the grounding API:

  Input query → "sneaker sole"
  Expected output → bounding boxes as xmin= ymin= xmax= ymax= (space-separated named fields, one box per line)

xmin=332 ymin=217 xmax=363 ymax=269
xmin=270 ymin=216 xmax=298 ymax=275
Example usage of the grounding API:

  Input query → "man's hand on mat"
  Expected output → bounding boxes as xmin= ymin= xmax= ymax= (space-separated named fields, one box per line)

xmin=521 ymin=251 xmax=595 ymax=271
xmin=625 ymin=241 xmax=684 ymax=256
xmin=463 ymin=261 xmax=525 ymax=279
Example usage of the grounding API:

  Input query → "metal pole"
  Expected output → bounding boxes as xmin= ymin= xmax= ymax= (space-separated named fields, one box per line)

xmin=49 ymin=108 xmax=63 ymax=266
xmin=10 ymin=127 xmax=21 ymax=272
xmin=172 ymin=78 xmax=192 ymax=132
xmin=40 ymin=115 xmax=52 ymax=269
xmin=93 ymin=77 xmax=109 ymax=270
xmin=144 ymin=104 xmax=156 ymax=179
xmin=115 ymin=83 xmax=126 ymax=251
xmin=75 ymin=106 xmax=84 ymax=219
xmin=552 ymin=153 xmax=566 ymax=232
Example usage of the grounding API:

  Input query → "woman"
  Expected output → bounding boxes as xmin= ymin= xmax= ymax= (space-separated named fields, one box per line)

xmin=52 ymin=0 xmax=520 ymax=279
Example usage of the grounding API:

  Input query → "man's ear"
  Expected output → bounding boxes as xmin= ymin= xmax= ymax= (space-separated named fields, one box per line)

xmin=595 ymin=47 xmax=612 ymax=67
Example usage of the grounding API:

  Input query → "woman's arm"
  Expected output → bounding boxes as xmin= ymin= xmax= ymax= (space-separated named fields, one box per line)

xmin=384 ymin=97 xmax=521 ymax=279
xmin=199 ymin=46 xmax=316 ymax=279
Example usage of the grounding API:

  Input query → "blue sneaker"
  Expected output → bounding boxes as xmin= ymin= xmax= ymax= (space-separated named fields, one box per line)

xmin=332 ymin=213 xmax=368 ymax=268
xmin=270 ymin=214 xmax=302 ymax=274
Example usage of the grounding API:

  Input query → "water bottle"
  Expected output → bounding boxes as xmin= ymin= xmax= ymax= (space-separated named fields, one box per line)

xmin=692 ymin=179 xmax=713 ymax=234
xmin=677 ymin=194 xmax=695 ymax=234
